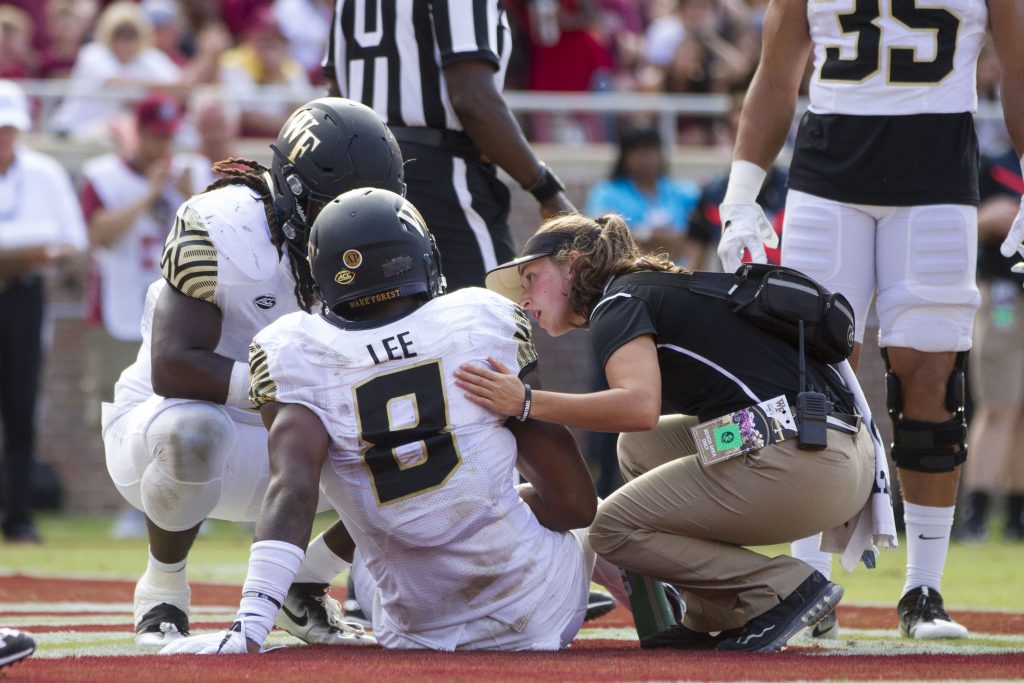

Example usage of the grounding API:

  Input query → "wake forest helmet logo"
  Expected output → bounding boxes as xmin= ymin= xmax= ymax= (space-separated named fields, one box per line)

xmin=280 ymin=109 xmax=322 ymax=162
xmin=399 ymin=200 xmax=428 ymax=237
xmin=343 ymin=249 xmax=363 ymax=268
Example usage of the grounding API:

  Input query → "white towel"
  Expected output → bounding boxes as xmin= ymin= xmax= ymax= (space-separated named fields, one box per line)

xmin=820 ymin=360 xmax=899 ymax=572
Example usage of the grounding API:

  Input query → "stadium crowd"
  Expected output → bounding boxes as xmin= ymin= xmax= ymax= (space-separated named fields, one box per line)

xmin=0 ymin=0 xmax=1022 ymax=665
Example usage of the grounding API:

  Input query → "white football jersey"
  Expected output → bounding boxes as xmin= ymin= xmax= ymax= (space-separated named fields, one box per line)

xmin=807 ymin=0 xmax=988 ymax=115
xmin=112 ymin=183 xmax=301 ymax=423
xmin=250 ymin=288 xmax=577 ymax=633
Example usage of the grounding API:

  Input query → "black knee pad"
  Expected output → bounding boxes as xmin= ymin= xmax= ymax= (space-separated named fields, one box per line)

xmin=890 ymin=418 xmax=967 ymax=472
xmin=882 ymin=350 xmax=968 ymax=473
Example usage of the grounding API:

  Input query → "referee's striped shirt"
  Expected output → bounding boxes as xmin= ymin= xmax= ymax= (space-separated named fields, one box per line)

xmin=323 ymin=0 xmax=512 ymax=132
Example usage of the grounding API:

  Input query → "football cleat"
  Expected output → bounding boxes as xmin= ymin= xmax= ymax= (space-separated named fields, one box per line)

xmin=0 ymin=628 xmax=35 ymax=669
xmin=135 ymin=603 xmax=190 ymax=646
xmin=716 ymin=571 xmax=843 ymax=653
xmin=341 ymin=597 xmax=371 ymax=629
xmin=897 ymin=586 xmax=968 ymax=639
xmin=134 ymin=573 xmax=191 ymax=646
xmin=584 ymin=590 xmax=616 ymax=622
xmin=275 ymin=583 xmax=376 ymax=646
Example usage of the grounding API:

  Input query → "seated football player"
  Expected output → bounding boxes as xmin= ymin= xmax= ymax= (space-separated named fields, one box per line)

xmin=160 ymin=188 xmax=626 ymax=653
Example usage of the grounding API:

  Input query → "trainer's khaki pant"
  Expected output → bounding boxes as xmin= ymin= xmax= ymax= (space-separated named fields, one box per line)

xmin=588 ymin=415 xmax=874 ymax=632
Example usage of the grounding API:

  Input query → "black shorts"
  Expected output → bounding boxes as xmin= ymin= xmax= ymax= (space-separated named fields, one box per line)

xmin=399 ymin=142 xmax=514 ymax=291
xmin=788 ymin=112 xmax=979 ymax=207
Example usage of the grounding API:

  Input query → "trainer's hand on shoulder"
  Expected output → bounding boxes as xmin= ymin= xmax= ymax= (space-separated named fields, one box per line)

xmin=159 ymin=621 xmax=259 ymax=655
xmin=717 ymin=202 xmax=772 ymax=272
xmin=455 ymin=358 xmax=525 ymax=418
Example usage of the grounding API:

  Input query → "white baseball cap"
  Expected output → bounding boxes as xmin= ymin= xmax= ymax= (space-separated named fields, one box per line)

xmin=0 ymin=80 xmax=30 ymax=132
xmin=485 ymin=230 xmax=580 ymax=302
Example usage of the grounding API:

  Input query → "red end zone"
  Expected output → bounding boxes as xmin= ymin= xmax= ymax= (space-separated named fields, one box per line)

xmin=2 ymin=574 xmax=1022 ymax=682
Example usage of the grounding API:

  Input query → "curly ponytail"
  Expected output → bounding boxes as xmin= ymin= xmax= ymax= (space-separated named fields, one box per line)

xmin=536 ymin=213 xmax=685 ymax=326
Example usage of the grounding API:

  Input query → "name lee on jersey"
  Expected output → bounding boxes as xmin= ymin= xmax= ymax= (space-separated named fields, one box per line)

xmin=367 ymin=331 xmax=417 ymax=365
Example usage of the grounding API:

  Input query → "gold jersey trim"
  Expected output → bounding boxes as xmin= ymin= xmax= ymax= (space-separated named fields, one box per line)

xmin=512 ymin=304 xmax=538 ymax=371
xmin=161 ymin=206 xmax=218 ymax=304
xmin=248 ymin=341 xmax=277 ymax=406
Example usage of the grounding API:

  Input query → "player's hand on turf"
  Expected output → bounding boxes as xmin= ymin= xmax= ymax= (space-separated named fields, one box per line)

xmin=999 ymin=197 xmax=1024 ymax=277
xmin=717 ymin=202 xmax=772 ymax=273
xmin=454 ymin=358 xmax=524 ymax=418
xmin=159 ymin=621 xmax=259 ymax=655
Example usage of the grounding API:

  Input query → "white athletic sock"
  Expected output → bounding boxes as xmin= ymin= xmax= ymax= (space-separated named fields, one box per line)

xmin=143 ymin=549 xmax=188 ymax=592
xmin=790 ymin=534 xmax=833 ymax=580
xmin=238 ymin=540 xmax=305 ymax=647
xmin=293 ymin=531 xmax=351 ymax=584
xmin=147 ymin=549 xmax=187 ymax=574
xmin=902 ymin=502 xmax=955 ymax=597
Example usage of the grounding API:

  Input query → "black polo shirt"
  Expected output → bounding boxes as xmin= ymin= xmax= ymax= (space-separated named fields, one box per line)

xmin=589 ymin=272 xmax=854 ymax=422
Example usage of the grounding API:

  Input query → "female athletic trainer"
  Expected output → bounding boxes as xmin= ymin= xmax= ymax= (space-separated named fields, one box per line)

xmin=455 ymin=213 xmax=877 ymax=653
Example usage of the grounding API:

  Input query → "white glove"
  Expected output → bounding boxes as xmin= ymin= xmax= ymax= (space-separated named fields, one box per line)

xmin=160 ymin=620 xmax=254 ymax=655
xmin=717 ymin=202 xmax=774 ymax=273
xmin=999 ymin=195 xmax=1024 ymax=261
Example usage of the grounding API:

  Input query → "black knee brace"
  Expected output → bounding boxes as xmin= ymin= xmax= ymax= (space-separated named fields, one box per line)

xmin=882 ymin=349 xmax=968 ymax=473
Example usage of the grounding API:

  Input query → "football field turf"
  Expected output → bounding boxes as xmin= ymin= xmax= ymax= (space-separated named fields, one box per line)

xmin=2 ymin=512 xmax=1022 ymax=681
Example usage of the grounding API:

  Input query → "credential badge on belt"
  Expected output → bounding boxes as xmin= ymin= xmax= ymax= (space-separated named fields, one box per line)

xmin=690 ymin=395 xmax=798 ymax=466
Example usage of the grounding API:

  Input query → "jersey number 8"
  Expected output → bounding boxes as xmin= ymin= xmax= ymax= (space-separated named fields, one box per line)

xmin=354 ymin=360 xmax=462 ymax=505
xmin=821 ymin=0 xmax=959 ymax=84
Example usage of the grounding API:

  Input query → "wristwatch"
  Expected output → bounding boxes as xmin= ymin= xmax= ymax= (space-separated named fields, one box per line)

xmin=522 ymin=162 xmax=565 ymax=203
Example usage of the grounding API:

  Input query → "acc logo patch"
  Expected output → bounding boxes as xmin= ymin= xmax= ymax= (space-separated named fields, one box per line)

xmin=335 ymin=270 xmax=356 ymax=285
xmin=254 ymin=294 xmax=277 ymax=310
xmin=343 ymin=249 xmax=363 ymax=268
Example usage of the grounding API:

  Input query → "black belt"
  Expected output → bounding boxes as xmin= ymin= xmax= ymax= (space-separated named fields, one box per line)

xmin=389 ymin=126 xmax=483 ymax=161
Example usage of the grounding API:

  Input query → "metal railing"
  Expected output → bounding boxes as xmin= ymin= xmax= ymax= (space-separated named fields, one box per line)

xmin=16 ymin=79 xmax=1007 ymax=146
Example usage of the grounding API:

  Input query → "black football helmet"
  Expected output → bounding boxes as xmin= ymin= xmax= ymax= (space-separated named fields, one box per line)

xmin=269 ymin=97 xmax=404 ymax=256
xmin=308 ymin=188 xmax=446 ymax=320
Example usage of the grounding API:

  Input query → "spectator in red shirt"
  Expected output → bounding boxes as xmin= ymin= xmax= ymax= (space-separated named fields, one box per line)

xmin=37 ymin=0 xmax=98 ymax=80
xmin=79 ymin=93 xmax=197 ymax=421
xmin=525 ymin=0 xmax=614 ymax=142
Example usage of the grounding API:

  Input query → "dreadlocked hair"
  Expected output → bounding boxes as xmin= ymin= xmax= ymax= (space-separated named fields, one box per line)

xmin=204 ymin=158 xmax=318 ymax=313
xmin=540 ymin=213 xmax=686 ymax=327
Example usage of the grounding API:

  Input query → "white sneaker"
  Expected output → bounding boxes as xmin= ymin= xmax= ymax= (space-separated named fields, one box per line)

xmin=134 ymin=572 xmax=191 ymax=646
xmin=275 ymin=583 xmax=376 ymax=646
xmin=897 ymin=586 xmax=969 ymax=640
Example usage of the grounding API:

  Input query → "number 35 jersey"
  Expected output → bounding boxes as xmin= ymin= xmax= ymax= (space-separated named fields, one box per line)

xmin=249 ymin=287 xmax=578 ymax=633
xmin=793 ymin=0 xmax=986 ymax=205
xmin=807 ymin=0 xmax=987 ymax=115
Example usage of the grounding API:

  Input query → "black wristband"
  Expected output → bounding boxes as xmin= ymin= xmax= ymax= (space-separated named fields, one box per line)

xmin=517 ymin=383 xmax=532 ymax=422
xmin=522 ymin=163 xmax=565 ymax=203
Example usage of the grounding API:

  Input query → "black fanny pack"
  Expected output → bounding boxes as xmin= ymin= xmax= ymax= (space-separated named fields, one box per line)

xmin=613 ymin=264 xmax=856 ymax=364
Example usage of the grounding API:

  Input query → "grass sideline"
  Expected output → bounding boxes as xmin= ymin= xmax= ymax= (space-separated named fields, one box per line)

xmin=2 ymin=511 xmax=1022 ymax=611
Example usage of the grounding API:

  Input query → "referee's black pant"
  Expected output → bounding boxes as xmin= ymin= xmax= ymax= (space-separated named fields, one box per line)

xmin=0 ymin=276 xmax=44 ymax=534
xmin=400 ymin=142 xmax=515 ymax=291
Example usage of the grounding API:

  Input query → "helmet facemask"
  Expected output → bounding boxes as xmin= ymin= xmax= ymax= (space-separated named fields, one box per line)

xmin=270 ymin=144 xmax=336 ymax=257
